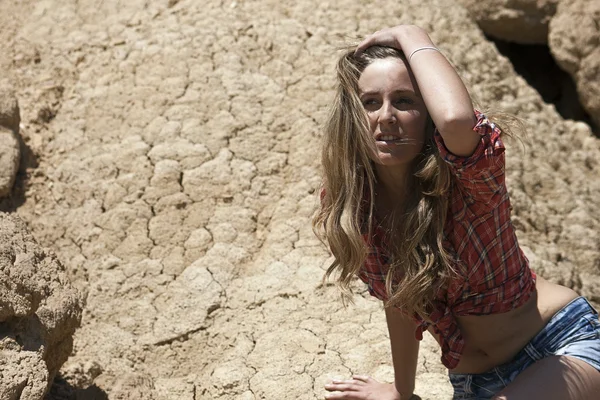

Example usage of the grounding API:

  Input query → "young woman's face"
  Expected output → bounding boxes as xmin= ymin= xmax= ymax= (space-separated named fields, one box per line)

xmin=358 ymin=57 xmax=428 ymax=167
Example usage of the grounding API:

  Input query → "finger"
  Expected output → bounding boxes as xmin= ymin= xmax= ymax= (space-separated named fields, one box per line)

xmin=329 ymin=378 xmax=361 ymax=384
xmin=355 ymin=35 xmax=376 ymax=55
xmin=324 ymin=382 xmax=360 ymax=392
xmin=351 ymin=375 xmax=371 ymax=382
xmin=356 ymin=34 xmax=398 ymax=55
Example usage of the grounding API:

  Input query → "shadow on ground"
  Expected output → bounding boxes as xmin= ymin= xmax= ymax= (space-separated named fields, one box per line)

xmin=45 ymin=375 xmax=108 ymax=400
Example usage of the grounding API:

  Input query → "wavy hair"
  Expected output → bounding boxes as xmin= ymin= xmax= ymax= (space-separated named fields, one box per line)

xmin=312 ymin=45 xmax=456 ymax=317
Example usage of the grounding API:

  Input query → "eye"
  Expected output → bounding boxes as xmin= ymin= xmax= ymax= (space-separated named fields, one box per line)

xmin=361 ymin=98 xmax=380 ymax=111
xmin=394 ymin=97 xmax=414 ymax=105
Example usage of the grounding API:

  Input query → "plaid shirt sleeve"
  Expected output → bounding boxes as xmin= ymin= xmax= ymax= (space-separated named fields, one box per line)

xmin=434 ymin=111 xmax=506 ymax=208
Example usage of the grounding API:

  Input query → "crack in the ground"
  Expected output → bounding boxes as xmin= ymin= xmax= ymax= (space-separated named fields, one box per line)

xmin=152 ymin=326 xmax=207 ymax=347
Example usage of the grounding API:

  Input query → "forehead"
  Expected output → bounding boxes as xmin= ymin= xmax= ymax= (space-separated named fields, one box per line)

xmin=358 ymin=57 xmax=416 ymax=94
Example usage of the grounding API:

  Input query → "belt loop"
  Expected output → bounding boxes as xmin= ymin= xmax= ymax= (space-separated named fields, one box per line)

xmin=523 ymin=341 xmax=543 ymax=361
xmin=465 ymin=374 xmax=473 ymax=395
xmin=495 ymin=367 xmax=507 ymax=387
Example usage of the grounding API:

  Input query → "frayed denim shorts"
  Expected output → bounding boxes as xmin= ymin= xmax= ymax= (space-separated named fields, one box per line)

xmin=449 ymin=296 xmax=600 ymax=400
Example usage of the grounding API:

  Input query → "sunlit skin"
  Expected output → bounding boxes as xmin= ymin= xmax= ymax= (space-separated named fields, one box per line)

xmin=358 ymin=57 xmax=428 ymax=169
xmin=358 ymin=56 xmax=428 ymax=208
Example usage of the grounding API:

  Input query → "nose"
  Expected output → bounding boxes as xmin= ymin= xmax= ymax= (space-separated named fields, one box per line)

xmin=378 ymin=101 xmax=396 ymax=124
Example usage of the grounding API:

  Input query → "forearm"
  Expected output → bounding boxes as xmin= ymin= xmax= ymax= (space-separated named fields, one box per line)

xmin=392 ymin=342 xmax=418 ymax=398
xmin=386 ymin=307 xmax=419 ymax=398
xmin=396 ymin=27 xmax=475 ymax=133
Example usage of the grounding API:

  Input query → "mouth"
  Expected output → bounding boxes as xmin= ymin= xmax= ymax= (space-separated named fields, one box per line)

xmin=375 ymin=133 xmax=408 ymax=145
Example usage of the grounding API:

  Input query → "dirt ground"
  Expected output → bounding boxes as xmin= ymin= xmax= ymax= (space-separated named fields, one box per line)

xmin=1 ymin=0 xmax=599 ymax=399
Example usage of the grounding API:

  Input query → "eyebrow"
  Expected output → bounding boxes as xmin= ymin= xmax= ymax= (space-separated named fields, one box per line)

xmin=359 ymin=89 xmax=417 ymax=96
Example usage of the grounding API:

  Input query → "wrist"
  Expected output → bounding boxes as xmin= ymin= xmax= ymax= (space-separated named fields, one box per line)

xmin=392 ymin=382 xmax=414 ymax=400
xmin=396 ymin=25 xmax=434 ymax=56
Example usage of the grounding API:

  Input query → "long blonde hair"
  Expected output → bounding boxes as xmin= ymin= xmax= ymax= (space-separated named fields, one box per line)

xmin=313 ymin=46 xmax=455 ymax=317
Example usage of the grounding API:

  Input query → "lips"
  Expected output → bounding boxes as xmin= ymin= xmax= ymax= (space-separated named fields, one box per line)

xmin=375 ymin=132 xmax=402 ymax=142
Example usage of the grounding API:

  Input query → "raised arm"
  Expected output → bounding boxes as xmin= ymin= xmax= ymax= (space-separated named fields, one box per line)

xmin=356 ymin=25 xmax=480 ymax=157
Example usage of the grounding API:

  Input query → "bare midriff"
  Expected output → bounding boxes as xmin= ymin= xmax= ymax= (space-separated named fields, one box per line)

xmin=430 ymin=276 xmax=579 ymax=374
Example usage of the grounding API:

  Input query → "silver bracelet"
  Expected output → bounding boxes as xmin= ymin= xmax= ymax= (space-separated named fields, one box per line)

xmin=408 ymin=46 xmax=440 ymax=62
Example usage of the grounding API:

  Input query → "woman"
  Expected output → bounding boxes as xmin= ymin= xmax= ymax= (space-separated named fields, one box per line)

xmin=313 ymin=25 xmax=600 ymax=399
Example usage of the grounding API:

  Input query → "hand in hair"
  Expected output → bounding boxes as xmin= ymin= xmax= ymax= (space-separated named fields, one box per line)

xmin=356 ymin=25 xmax=480 ymax=157
xmin=324 ymin=375 xmax=416 ymax=400
xmin=355 ymin=25 xmax=433 ymax=57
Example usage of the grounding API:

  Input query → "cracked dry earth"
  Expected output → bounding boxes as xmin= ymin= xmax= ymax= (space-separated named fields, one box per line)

xmin=1 ymin=0 xmax=600 ymax=399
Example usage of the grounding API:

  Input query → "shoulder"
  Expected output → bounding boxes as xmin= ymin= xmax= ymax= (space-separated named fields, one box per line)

xmin=436 ymin=110 xmax=507 ymax=210
xmin=434 ymin=110 xmax=505 ymax=169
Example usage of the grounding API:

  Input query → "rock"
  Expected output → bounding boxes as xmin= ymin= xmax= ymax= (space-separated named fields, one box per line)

xmin=0 ymin=83 xmax=21 ymax=198
xmin=549 ymin=0 xmax=600 ymax=127
xmin=456 ymin=0 xmax=559 ymax=44
xmin=0 ymin=213 xmax=84 ymax=399
xmin=446 ymin=0 xmax=600 ymax=127
xmin=103 ymin=373 xmax=156 ymax=400
xmin=0 ymin=82 xmax=20 ymax=132
xmin=58 ymin=360 xmax=104 ymax=388
xmin=2 ymin=0 xmax=600 ymax=399
xmin=0 ymin=128 xmax=20 ymax=198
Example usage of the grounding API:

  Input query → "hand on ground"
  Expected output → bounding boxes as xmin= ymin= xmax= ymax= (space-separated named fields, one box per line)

xmin=324 ymin=375 xmax=411 ymax=400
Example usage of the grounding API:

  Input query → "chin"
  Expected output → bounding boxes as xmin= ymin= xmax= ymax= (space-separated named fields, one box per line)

xmin=374 ymin=153 xmax=418 ymax=166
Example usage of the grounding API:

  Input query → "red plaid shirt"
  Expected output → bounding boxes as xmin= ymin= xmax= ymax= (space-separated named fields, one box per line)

xmin=358 ymin=111 xmax=536 ymax=369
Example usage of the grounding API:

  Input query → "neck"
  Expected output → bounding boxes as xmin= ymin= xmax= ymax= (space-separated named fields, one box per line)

xmin=374 ymin=163 xmax=413 ymax=203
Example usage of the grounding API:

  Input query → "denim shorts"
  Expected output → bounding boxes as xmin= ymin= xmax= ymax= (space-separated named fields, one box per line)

xmin=449 ymin=296 xmax=600 ymax=399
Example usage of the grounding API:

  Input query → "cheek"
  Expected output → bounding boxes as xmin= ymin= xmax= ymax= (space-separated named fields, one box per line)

xmin=366 ymin=113 xmax=378 ymax=130
xmin=411 ymin=113 xmax=428 ymax=138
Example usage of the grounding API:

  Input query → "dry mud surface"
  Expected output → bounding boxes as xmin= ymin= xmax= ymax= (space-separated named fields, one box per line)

xmin=1 ymin=0 xmax=599 ymax=399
